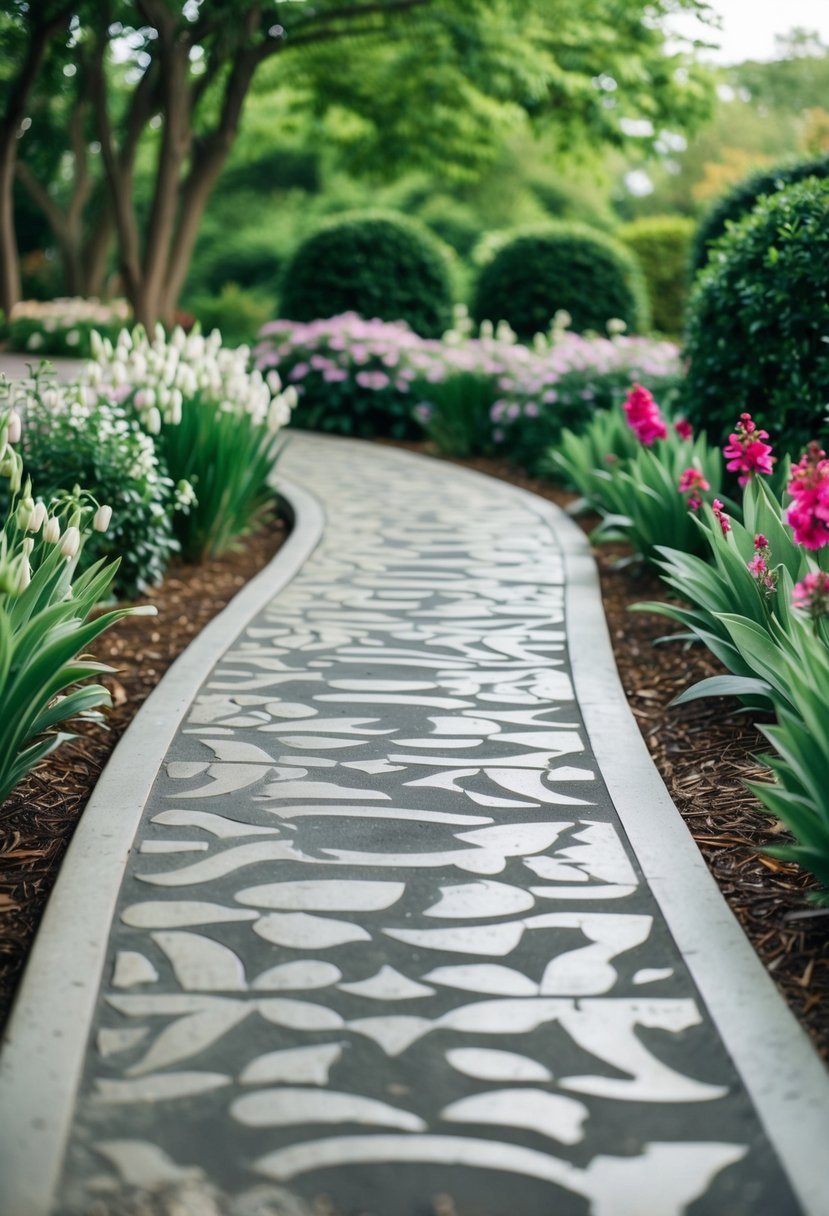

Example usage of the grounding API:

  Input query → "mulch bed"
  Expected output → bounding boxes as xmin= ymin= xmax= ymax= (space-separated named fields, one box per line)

xmin=1 ymin=444 xmax=827 ymax=1064
xmin=0 ymin=512 xmax=288 ymax=1030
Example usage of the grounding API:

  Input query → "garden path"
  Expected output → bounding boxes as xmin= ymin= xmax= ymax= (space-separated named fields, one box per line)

xmin=0 ymin=434 xmax=826 ymax=1216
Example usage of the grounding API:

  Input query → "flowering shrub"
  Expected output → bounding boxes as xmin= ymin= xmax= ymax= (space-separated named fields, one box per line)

xmin=627 ymin=414 xmax=829 ymax=900
xmin=254 ymin=310 xmax=681 ymax=464
xmin=723 ymin=413 xmax=775 ymax=485
xmin=786 ymin=443 xmax=829 ymax=549
xmin=552 ymin=384 xmax=723 ymax=561
xmin=0 ymin=298 xmax=132 ymax=359
xmin=15 ymin=374 xmax=182 ymax=597
xmin=87 ymin=326 xmax=295 ymax=561
xmin=0 ymin=393 xmax=153 ymax=806
xmin=255 ymin=313 xmax=426 ymax=440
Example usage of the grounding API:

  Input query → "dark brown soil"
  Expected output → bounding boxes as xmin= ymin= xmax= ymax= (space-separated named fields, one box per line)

xmin=1 ymin=444 xmax=827 ymax=1064
xmin=0 ymin=512 xmax=288 ymax=1029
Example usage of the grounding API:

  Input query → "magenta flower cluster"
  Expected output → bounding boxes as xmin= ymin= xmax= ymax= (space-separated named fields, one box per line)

xmin=722 ymin=413 xmax=775 ymax=485
xmin=711 ymin=498 xmax=731 ymax=536
xmin=623 ymin=383 xmax=667 ymax=446
xmin=747 ymin=534 xmax=777 ymax=596
xmin=786 ymin=443 xmax=829 ymax=551
xmin=792 ymin=570 xmax=829 ymax=619
xmin=678 ymin=466 xmax=709 ymax=511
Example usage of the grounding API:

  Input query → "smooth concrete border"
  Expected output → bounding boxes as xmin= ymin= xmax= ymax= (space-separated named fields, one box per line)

xmin=0 ymin=474 xmax=324 ymax=1216
xmin=359 ymin=443 xmax=829 ymax=1214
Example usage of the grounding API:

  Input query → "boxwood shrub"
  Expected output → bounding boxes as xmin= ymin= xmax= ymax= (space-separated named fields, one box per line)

xmin=471 ymin=223 xmax=649 ymax=340
xmin=617 ymin=215 xmax=695 ymax=337
xmin=682 ymin=176 xmax=829 ymax=455
xmin=279 ymin=211 xmax=454 ymax=338
xmin=690 ymin=153 xmax=829 ymax=275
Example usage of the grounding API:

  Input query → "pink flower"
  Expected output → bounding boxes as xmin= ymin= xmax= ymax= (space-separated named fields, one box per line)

xmin=747 ymin=534 xmax=777 ymax=595
xmin=712 ymin=499 xmax=731 ymax=535
xmin=674 ymin=418 xmax=693 ymax=440
xmin=723 ymin=413 xmax=775 ymax=485
xmin=787 ymin=442 xmax=829 ymax=550
xmin=623 ymin=383 xmax=668 ymax=446
xmin=678 ymin=466 xmax=710 ymax=511
xmin=792 ymin=570 xmax=829 ymax=618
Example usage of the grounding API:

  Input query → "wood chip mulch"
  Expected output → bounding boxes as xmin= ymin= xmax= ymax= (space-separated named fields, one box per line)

xmin=0 ymin=512 xmax=287 ymax=1031
xmin=1 ymin=441 xmax=827 ymax=1066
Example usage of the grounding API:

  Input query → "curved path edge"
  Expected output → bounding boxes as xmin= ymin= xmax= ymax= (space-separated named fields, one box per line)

xmin=0 ymin=475 xmax=325 ymax=1216
xmin=543 ymin=484 xmax=829 ymax=1216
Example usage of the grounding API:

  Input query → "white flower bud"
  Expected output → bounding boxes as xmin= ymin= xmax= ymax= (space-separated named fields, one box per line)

xmin=7 ymin=411 xmax=21 ymax=444
xmin=146 ymin=406 xmax=162 ymax=435
xmin=28 ymin=501 xmax=47 ymax=532
xmin=17 ymin=560 xmax=31 ymax=592
xmin=43 ymin=516 xmax=61 ymax=544
xmin=60 ymin=525 xmax=80 ymax=558
xmin=22 ymin=537 xmax=34 ymax=556
xmin=92 ymin=504 xmax=113 ymax=532
xmin=266 ymin=370 xmax=283 ymax=394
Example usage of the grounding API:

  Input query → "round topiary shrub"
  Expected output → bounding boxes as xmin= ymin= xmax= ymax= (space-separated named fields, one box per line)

xmin=617 ymin=215 xmax=695 ymax=337
xmin=682 ymin=176 xmax=829 ymax=455
xmin=471 ymin=223 xmax=649 ymax=340
xmin=279 ymin=211 xmax=454 ymax=338
xmin=690 ymin=153 xmax=829 ymax=274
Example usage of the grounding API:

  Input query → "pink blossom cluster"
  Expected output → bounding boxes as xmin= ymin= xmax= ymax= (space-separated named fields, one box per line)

xmin=747 ymin=534 xmax=777 ymax=596
xmin=678 ymin=466 xmax=709 ymax=511
xmin=722 ymin=413 xmax=775 ymax=485
xmin=623 ymin=383 xmax=667 ymax=446
xmin=711 ymin=498 xmax=731 ymax=535
xmin=786 ymin=443 xmax=829 ymax=551
xmin=674 ymin=418 xmax=693 ymax=441
xmin=792 ymin=570 xmax=829 ymax=618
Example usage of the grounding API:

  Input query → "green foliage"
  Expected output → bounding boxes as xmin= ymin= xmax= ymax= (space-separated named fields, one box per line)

xmin=415 ymin=372 xmax=498 ymax=458
xmin=471 ymin=224 xmax=650 ymax=339
xmin=18 ymin=387 xmax=180 ymax=598
xmin=185 ymin=284 xmax=273 ymax=350
xmin=690 ymin=153 xmax=829 ymax=273
xmin=91 ymin=326 xmax=293 ymax=563
xmin=682 ymin=177 xmax=829 ymax=455
xmin=617 ymin=215 xmax=695 ymax=336
xmin=547 ymin=408 xmax=641 ymax=503
xmin=280 ymin=212 xmax=455 ymax=339
xmin=0 ymin=405 xmax=151 ymax=807
xmin=156 ymin=399 xmax=279 ymax=564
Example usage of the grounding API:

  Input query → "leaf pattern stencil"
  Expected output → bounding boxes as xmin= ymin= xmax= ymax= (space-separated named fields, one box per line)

xmin=48 ymin=436 xmax=802 ymax=1215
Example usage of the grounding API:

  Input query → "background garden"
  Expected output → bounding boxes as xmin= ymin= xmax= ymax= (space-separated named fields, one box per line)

xmin=1 ymin=1 xmax=829 ymax=1052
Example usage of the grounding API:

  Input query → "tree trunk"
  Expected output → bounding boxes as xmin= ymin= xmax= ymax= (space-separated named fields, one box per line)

xmin=0 ymin=144 xmax=20 ymax=316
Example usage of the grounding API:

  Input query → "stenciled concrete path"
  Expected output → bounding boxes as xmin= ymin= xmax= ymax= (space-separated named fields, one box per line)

xmin=1 ymin=434 xmax=827 ymax=1216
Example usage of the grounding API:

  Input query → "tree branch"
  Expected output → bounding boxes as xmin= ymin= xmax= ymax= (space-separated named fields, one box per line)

xmin=15 ymin=161 xmax=67 ymax=238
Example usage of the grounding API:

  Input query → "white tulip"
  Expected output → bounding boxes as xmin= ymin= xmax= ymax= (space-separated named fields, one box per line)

xmin=145 ymin=406 xmax=162 ymax=435
xmin=43 ymin=516 xmax=61 ymax=544
xmin=60 ymin=526 xmax=80 ymax=558
xmin=92 ymin=504 xmax=113 ymax=532
xmin=17 ymin=560 xmax=31 ymax=592
xmin=7 ymin=411 xmax=21 ymax=443
xmin=28 ymin=501 xmax=47 ymax=532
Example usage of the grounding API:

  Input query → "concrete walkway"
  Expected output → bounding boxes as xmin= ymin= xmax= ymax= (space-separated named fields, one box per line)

xmin=0 ymin=434 xmax=826 ymax=1216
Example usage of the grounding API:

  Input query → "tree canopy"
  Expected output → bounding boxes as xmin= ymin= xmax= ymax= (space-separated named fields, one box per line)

xmin=1 ymin=0 xmax=717 ymax=326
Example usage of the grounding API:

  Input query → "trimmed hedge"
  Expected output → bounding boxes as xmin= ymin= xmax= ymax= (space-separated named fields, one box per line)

xmin=682 ymin=176 xmax=829 ymax=455
xmin=690 ymin=153 xmax=829 ymax=274
xmin=279 ymin=211 xmax=454 ymax=338
xmin=617 ymin=215 xmax=695 ymax=337
xmin=471 ymin=223 xmax=649 ymax=339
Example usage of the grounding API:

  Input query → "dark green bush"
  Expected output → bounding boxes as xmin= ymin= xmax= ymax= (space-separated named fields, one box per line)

xmin=471 ymin=223 xmax=649 ymax=339
xmin=617 ymin=215 xmax=695 ymax=336
xmin=690 ymin=153 xmax=829 ymax=274
xmin=682 ymin=177 xmax=829 ymax=455
xmin=280 ymin=211 xmax=455 ymax=338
